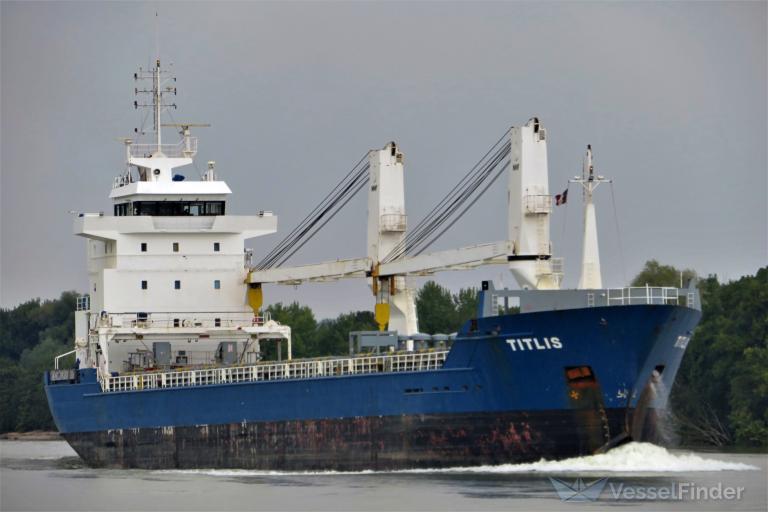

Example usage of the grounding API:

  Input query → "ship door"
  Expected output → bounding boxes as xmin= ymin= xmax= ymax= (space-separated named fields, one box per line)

xmin=564 ymin=366 xmax=610 ymax=453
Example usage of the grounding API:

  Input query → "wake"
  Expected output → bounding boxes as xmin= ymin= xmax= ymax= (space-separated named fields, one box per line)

xmin=163 ymin=442 xmax=759 ymax=477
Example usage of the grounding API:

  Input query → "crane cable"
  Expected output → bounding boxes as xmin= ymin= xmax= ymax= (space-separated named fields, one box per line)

xmin=383 ymin=129 xmax=511 ymax=262
xmin=255 ymin=154 xmax=370 ymax=270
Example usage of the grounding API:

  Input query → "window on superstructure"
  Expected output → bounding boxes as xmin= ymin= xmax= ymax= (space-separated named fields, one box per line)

xmin=214 ymin=280 xmax=221 ymax=290
xmin=173 ymin=242 xmax=179 ymax=252
xmin=213 ymin=242 xmax=220 ymax=252
xmin=141 ymin=243 xmax=147 ymax=252
xmin=174 ymin=280 xmax=181 ymax=290
xmin=141 ymin=280 xmax=148 ymax=290
xmin=131 ymin=201 xmax=225 ymax=216
xmin=113 ymin=203 xmax=130 ymax=216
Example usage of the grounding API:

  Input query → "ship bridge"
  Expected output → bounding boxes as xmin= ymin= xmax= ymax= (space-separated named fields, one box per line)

xmin=70 ymin=60 xmax=289 ymax=380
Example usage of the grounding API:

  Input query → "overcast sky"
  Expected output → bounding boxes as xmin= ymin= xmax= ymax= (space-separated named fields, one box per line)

xmin=1 ymin=1 xmax=766 ymax=318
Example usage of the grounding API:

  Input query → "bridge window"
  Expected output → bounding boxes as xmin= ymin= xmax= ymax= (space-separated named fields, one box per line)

xmin=131 ymin=201 xmax=226 ymax=217
xmin=113 ymin=203 xmax=130 ymax=216
xmin=174 ymin=280 xmax=181 ymax=290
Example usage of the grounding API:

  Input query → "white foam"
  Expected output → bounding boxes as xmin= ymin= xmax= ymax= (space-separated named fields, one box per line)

xmin=419 ymin=443 xmax=760 ymax=474
xmin=160 ymin=443 xmax=758 ymax=477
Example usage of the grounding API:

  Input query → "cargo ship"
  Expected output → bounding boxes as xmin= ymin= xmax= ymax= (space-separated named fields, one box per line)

xmin=44 ymin=59 xmax=701 ymax=470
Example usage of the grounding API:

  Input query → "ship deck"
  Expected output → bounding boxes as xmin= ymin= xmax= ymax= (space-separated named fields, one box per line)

xmin=97 ymin=350 xmax=450 ymax=393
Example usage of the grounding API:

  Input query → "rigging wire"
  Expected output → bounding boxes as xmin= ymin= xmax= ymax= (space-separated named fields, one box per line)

xmin=273 ymin=177 xmax=370 ymax=268
xmin=559 ymin=183 xmax=570 ymax=241
xmin=383 ymin=129 xmax=511 ymax=262
xmin=256 ymin=159 xmax=368 ymax=269
xmin=384 ymin=145 xmax=504 ymax=261
xmin=256 ymin=127 xmax=513 ymax=271
xmin=414 ymin=148 xmax=509 ymax=256
xmin=260 ymin=164 xmax=369 ymax=269
xmin=609 ymin=182 xmax=628 ymax=285
xmin=255 ymin=154 xmax=370 ymax=270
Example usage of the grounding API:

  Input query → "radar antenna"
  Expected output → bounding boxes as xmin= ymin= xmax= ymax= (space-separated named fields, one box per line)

xmin=161 ymin=123 xmax=211 ymax=158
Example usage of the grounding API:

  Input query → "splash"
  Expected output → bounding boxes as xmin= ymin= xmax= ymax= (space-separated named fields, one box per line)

xmin=161 ymin=443 xmax=758 ymax=477
xmin=433 ymin=442 xmax=760 ymax=474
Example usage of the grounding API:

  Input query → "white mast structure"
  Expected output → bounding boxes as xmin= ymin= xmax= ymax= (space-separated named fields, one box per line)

xmin=366 ymin=143 xmax=419 ymax=337
xmin=507 ymin=118 xmax=561 ymax=290
xmin=571 ymin=144 xmax=611 ymax=289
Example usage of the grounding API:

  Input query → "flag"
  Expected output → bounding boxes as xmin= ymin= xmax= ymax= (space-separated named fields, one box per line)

xmin=555 ymin=188 xmax=568 ymax=206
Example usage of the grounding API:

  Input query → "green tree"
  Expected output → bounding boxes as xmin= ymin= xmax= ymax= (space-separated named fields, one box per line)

xmin=630 ymin=259 xmax=697 ymax=287
xmin=415 ymin=281 xmax=480 ymax=334
xmin=314 ymin=311 xmax=378 ymax=356
xmin=265 ymin=302 xmax=317 ymax=359
xmin=0 ymin=358 xmax=22 ymax=432
xmin=416 ymin=281 xmax=456 ymax=334
xmin=0 ymin=292 xmax=76 ymax=432
xmin=453 ymin=287 xmax=479 ymax=332
xmin=14 ymin=337 xmax=70 ymax=430
xmin=656 ymin=263 xmax=768 ymax=449
xmin=0 ymin=292 xmax=76 ymax=360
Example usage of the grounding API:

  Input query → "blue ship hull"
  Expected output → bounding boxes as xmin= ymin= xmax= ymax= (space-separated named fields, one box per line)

xmin=45 ymin=304 xmax=700 ymax=469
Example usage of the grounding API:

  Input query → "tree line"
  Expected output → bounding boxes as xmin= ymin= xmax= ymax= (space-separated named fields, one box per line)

xmin=0 ymin=262 xmax=765 ymax=448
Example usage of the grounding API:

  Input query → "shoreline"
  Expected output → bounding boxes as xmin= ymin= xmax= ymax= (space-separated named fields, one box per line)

xmin=0 ymin=431 xmax=61 ymax=441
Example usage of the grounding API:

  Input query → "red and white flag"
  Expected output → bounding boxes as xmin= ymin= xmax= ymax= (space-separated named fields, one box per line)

xmin=555 ymin=189 xmax=568 ymax=206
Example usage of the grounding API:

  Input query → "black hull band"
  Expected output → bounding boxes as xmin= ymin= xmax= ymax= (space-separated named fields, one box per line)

xmin=63 ymin=409 xmax=638 ymax=470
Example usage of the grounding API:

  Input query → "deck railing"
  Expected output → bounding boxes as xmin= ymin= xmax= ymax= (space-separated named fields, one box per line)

xmin=98 ymin=350 xmax=449 ymax=393
xmin=128 ymin=138 xmax=198 ymax=159
xmin=93 ymin=311 xmax=270 ymax=330
xmin=605 ymin=286 xmax=682 ymax=306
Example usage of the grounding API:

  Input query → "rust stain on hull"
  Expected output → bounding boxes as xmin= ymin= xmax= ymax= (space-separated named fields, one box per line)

xmin=64 ymin=409 xmax=635 ymax=470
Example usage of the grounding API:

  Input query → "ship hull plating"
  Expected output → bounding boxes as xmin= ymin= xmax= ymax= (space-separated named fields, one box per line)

xmin=46 ymin=304 xmax=701 ymax=470
xmin=63 ymin=409 xmax=639 ymax=470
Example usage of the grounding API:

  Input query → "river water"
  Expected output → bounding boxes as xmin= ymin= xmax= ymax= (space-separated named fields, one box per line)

xmin=1 ymin=441 xmax=765 ymax=511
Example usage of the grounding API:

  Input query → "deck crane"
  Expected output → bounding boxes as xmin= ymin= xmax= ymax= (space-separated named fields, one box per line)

xmin=246 ymin=118 xmax=563 ymax=337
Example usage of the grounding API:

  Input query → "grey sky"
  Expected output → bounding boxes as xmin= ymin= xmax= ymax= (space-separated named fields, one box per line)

xmin=2 ymin=1 xmax=766 ymax=318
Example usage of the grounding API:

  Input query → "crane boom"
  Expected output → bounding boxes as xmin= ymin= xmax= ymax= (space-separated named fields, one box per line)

xmin=249 ymin=118 xmax=564 ymax=335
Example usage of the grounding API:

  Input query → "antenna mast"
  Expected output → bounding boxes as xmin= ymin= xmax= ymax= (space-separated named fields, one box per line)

xmin=570 ymin=145 xmax=611 ymax=289
xmin=134 ymin=59 xmax=177 ymax=154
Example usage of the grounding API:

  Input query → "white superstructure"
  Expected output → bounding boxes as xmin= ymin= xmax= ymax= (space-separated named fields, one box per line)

xmin=73 ymin=60 xmax=291 ymax=377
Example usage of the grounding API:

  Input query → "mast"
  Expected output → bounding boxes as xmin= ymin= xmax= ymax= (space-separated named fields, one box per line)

xmin=154 ymin=59 xmax=162 ymax=149
xmin=570 ymin=145 xmax=611 ymax=289
xmin=133 ymin=58 xmax=177 ymax=156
